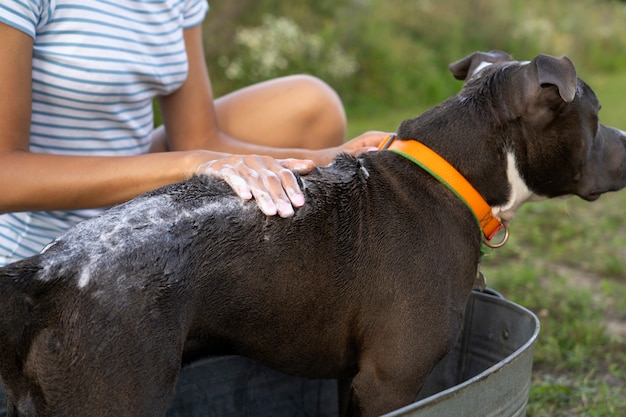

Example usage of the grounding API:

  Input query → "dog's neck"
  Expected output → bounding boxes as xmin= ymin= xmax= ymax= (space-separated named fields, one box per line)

xmin=379 ymin=135 xmax=507 ymax=246
xmin=395 ymin=79 xmax=547 ymax=228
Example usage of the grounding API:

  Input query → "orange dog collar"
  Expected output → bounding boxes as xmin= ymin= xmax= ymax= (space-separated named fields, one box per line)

xmin=378 ymin=135 xmax=507 ymax=247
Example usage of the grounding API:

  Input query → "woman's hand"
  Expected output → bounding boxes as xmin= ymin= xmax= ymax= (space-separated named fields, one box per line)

xmin=192 ymin=131 xmax=391 ymax=218
xmin=342 ymin=130 xmax=390 ymax=153
xmin=196 ymin=155 xmax=314 ymax=218
xmin=313 ymin=130 xmax=392 ymax=165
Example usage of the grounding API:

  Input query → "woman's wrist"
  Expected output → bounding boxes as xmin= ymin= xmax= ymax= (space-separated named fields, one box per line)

xmin=178 ymin=150 xmax=228 ymax=180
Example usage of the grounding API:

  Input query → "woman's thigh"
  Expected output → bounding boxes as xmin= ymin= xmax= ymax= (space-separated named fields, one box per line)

xmin=214 ymin=74 xmax=347 ymax=149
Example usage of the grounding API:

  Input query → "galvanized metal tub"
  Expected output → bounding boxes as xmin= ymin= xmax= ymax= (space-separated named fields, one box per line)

xmin=383 ymin=290 xmax=540 ymax=417
xmin=0 ymin=290 xmax=539 ymax=416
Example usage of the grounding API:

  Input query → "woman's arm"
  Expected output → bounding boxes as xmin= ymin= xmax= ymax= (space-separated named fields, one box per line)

xmin=0 ymin=23 xmax=246 ymax=214
xmin=0 ymin=21 xmax=317 ymax=217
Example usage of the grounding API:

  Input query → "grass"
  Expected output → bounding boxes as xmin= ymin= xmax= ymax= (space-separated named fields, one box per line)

xmin=346 ymin=71 xmax=626 ymax=416
xmin=482 ymin=193 xmax=626 ymax=416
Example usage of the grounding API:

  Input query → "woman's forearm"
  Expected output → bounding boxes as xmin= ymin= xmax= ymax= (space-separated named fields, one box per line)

xmin=0 ymin=149 xmax=210 ymax=214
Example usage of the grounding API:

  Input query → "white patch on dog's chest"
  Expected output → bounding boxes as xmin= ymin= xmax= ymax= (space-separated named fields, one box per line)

xmin=37 ymin=194 xmax=247 ymax=291
xmin=492 ymin=152 xmax=545 ymax=222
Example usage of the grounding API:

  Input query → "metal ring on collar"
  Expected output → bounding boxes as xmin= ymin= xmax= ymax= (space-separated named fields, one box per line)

xmin=483 ymin=223 xmax=509 ymax=249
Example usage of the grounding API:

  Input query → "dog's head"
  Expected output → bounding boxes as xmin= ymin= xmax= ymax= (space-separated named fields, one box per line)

xmin=401 ymin=51 xmax=626 ymax=223
xmin=477 ymin=53 xmax=624 ymax=213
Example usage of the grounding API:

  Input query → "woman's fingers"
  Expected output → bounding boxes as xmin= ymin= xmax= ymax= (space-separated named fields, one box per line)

xmin=196 ymin=155 xmax=311 ymax=218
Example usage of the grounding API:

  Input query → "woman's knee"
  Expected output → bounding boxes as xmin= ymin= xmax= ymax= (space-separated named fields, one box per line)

xmin=285 ymin=74 xmax=347 ymax=148
xmin=216 ymin=74 xmax=347 ymax=149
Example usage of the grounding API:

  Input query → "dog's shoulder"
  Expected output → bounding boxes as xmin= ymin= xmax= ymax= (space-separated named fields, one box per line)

xmin=304 ymin=153 xmax=371 ymax=188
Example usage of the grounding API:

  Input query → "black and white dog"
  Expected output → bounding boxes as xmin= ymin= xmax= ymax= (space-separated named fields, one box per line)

xmin=0 ymin=52 xmax=624 ymax=417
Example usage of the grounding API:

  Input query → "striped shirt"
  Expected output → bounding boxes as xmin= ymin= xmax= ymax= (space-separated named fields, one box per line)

xmin=0 ymin=0 xmax=209 ymax=266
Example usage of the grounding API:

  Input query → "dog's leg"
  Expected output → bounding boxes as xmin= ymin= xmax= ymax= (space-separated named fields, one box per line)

xmin=346 ymin=347 xmax=446 ymax=417
xmin=345 ymin=314 xmax=462 ymax=417
xmin=346 ymin=359 xmax=432 ymax=417
xmin=22 ymin=327 xmax=182 ymax=417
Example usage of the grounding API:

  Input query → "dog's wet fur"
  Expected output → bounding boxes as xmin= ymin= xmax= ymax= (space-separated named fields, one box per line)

xmin=1 ymin=52 xmax=625 ymax=417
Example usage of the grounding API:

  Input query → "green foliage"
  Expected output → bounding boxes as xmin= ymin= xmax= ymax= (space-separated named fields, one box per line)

xmin=216 ymin=14 xmax=358 ymax=85
xmin=478 ymin=193 xmax=626 ymax=416
xmin=204 ymin=0 xmax=626 ymax=111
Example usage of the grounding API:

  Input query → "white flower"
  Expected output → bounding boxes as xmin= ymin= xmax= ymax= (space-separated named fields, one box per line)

xmin=224 ymin=14 xmax=358 ymax=82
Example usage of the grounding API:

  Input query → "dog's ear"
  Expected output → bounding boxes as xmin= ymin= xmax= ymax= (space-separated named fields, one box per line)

xmin=449 ymin=50 xmax=513 ymax=81
xmin=532 ymin=54 xmax=577 ymax=103
xmin=520 ymin=54 xmax=578 ymax=126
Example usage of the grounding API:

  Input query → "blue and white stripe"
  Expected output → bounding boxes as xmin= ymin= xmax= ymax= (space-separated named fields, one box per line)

xmin=0 ymin=0 xmax=209 ymax=265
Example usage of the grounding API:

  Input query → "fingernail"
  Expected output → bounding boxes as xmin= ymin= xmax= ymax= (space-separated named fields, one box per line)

xmin=290 ymin=161 xmax=314 ymax=173
xmin=257 ymin=195 xmax=277 ymax=216
xmin=288 ymin=190 xmax=306 ymax=207
xmin=277 ymin=201 xmax=295 ymax=218
xmin=235 ymin=187 xmax=253 ymax=200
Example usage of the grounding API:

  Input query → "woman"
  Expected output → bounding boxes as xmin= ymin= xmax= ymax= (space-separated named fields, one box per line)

xmin=0 ymin=0 xmax=385 ymax=266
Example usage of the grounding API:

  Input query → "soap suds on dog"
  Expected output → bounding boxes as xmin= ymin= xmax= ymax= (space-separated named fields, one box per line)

xmin=37 ymin=193 xmax=248 ymax=290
